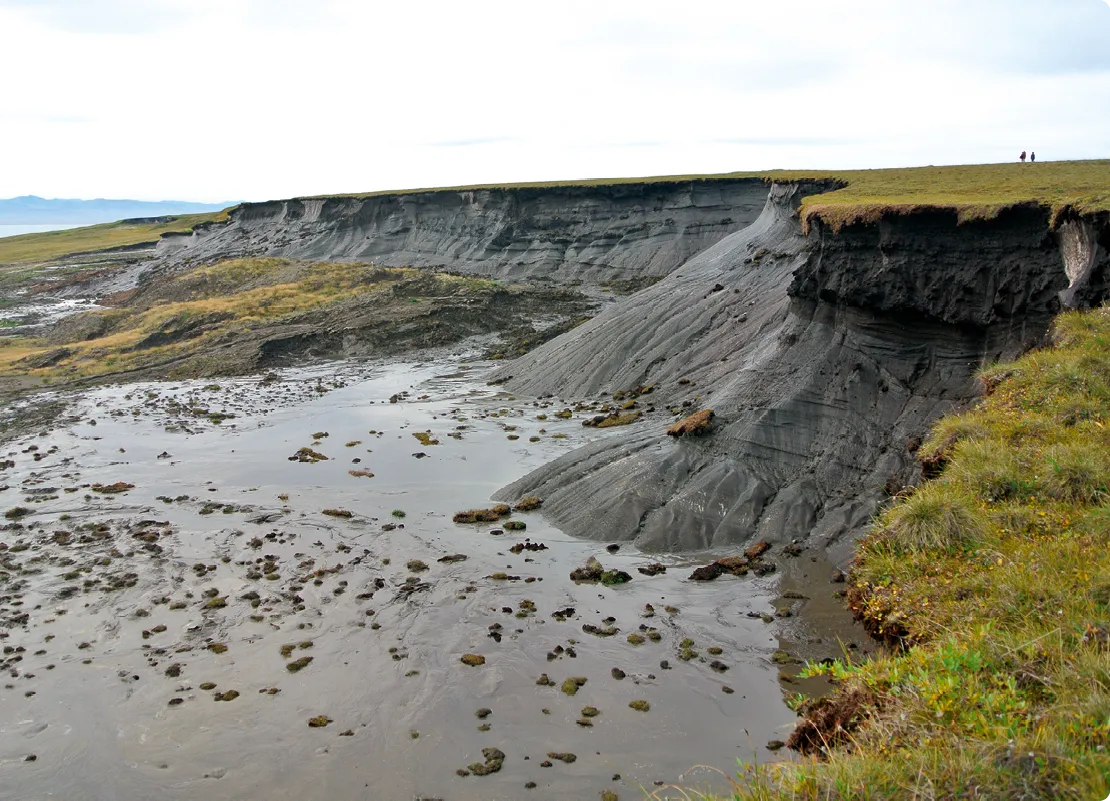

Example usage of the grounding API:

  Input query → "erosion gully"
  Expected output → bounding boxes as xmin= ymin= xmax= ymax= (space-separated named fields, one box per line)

xmin=0 ymin=354 xmax=865 ymax=800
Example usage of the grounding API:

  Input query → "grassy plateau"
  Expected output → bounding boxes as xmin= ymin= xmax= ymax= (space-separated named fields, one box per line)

xmin=302 ymin=159 xmax=1110 ymax=233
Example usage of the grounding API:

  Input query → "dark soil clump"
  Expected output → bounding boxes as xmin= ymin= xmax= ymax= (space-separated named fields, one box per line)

xmin=786 ymin=687 xmax=876 ymax=756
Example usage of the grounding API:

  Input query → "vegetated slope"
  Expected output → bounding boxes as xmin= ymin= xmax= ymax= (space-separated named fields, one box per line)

xmin=742 ymin=308 xmax=1110 ymax=800
xmin=154 ymin=180 xmax=771 ymax=283
xmin=0 ymin=259 xmax=590 ymax=383
xmin=493 ymin=184 xmax=1110 ymax=553
xmin=0 ymin=212 xmax=229 ymax=266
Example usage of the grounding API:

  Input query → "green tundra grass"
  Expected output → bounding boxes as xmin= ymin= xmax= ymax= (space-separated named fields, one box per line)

xmin=306 ymin=159 xmax=1110 ymax=232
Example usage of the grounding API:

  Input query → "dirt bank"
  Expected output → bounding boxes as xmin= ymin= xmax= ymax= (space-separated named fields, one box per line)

xmin=491 ymin=186 xmax=1110 ymax=555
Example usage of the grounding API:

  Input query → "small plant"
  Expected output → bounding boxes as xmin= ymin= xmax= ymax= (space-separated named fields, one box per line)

xmin=391 ymin=509 xmax=406 ymax=518
xmin=561 ymin=677 xmax=587 ymax=696
xmin=286 ymin=656 xmax=313 ymax=673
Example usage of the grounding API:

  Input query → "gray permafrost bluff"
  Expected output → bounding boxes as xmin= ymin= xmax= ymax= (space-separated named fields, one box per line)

xmin=157 ymin=181 xmax=770 ymax=283
xmin=492 ymin=185 xmax=1110 ymax=557
xmin=160 ymin=180 xmax=1110 ymax=557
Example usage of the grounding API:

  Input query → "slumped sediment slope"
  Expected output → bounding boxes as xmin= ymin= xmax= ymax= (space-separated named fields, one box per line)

xmin=157 ymin=180 xmax=770 ymax=283
xmin=150 ymin=174 xmax=1110 ymax=556
xmin=494 ymin=185 xmax=1110 ymax=554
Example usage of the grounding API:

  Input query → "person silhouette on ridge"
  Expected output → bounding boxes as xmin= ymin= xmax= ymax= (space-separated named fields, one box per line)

xmin=1020 ymin=151 xmax=1027 ymax=162
xmin=1031 ymin=151 xmax=1036 ymax=163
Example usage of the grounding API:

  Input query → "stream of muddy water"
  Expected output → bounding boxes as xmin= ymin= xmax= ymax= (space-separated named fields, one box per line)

xmin=0 ymin=356 xmax=861 ymax=800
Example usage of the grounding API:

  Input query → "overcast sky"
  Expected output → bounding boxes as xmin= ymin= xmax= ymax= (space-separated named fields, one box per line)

xmin=2 ymin=0 xmax=1108 ymax=202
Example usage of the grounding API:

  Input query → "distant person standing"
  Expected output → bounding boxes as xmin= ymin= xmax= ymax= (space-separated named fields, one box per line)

xmin=1030 ymin=151 xmax=1036 ymax=163
xmin=1020 ymin=150 xmax=1027 ymax=162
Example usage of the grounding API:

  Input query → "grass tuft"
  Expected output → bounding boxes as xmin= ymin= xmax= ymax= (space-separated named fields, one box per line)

xmin=868 ymin=486 xmax=984 ymax=555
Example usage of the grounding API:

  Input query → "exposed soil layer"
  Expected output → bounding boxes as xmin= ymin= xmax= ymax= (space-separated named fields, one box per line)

xmin=154 ymin=180 xmax=773 ymax=284
xmin=492 ymin=186 xmax=1110 ymax=555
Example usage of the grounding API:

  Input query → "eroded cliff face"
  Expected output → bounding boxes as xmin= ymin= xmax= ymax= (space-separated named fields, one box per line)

xmin=158 ymin=181 xmax=771 ymax=283
xmin=492 ymin=189 xmax=1110 ymax=556
xmin=147 ymin=175 xmax=1110 ymax=557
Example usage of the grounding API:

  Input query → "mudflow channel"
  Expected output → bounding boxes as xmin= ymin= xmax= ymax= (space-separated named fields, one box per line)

xmin=0 ymin=355 xmax=861 ymax=800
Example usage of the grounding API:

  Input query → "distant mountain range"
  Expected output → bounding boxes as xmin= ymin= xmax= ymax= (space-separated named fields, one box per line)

xmin=0 ymin=196 xmax=237 ymax=224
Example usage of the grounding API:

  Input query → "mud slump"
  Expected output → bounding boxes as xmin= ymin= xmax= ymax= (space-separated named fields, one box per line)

xmin=0 ymin=357 xmax=858 ymax=800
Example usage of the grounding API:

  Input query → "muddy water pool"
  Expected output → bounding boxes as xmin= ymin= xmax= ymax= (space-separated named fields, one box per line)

xmin=0 ymin=358 xmax=808 ymax=800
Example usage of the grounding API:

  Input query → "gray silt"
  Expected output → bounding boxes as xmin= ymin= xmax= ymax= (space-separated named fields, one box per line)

xmin=493 ymin=185 xmax=1105 ymax=557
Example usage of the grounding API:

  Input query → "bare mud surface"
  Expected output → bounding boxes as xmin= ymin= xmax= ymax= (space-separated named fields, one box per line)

xmin=0 ymin=355 xmax=861 ymax=801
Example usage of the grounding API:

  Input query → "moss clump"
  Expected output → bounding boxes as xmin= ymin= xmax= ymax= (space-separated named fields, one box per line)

xmin=546 ymin=752 xmax=577 ymax=763
xmin=677 ymin=638 xmax=698 ymax=661
xmin=626 ymin=633 xmax=645 ymax=646
xmin=583 ymin=411 xmax=640 ymax=428
xmin=467 ymin=747 xmax=506 ymax=776
xmin=204 ymin=597 xmax=227 ymax=609
xmin=4 ymin=507 xmax=31 ymax=520
xmin=412 ymin=431 xmax=439 ymax=446
xmin=214 ymin=690 xmax=239 ymax=701
xmin=322 ymin=508 xmax=353 ymax=519
xmin=561 ymin=677 xmax=587 ymax=696
xmin=290 ymin=447 xmax=328 ymax=462
xmin=199 ymin=682 xmax=217 ymax=690
xmin=460 ymin=653 xmax=486 ymax=667
xmin=503 ymin=520 xmax=526 ymax=531
xmin=307 ymin=715 xmax=331 ymax=728
xmin=513 ymin=495 xmax=543 ymax=512
xmin=286 ymin=656 xmax=313 ymax=673
xmin=599 ymin=569 xmax=632 ymax=585
xmin=348 ymin=469 xmax=374 ymax=478
xmin=581 ymin=706 xmax=600 ymax=717
xmin=667 ymin=408 xmax=714 ymax=437
xmin=391 ymin=509 xmax=406 ymax=518
xmin=406 ymin=560 xmax=429 ymax=572
xmin=206 ymin=642 xmax=228 ymax=654
xmin=452 ymin=504 xmax=511 ymax=523
xmin=628 ymin=700 xmax=650 ymax=712
xmin=280 ymin=643 xmax=296 ymax=658
xmin=91 ymin=482 xmax=135 ymax=494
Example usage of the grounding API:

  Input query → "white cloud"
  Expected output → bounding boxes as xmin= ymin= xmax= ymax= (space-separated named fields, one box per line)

xmin=0 ymin=0 xmax=1107 ymax=201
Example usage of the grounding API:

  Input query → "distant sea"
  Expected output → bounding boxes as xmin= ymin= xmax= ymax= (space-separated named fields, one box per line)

xmin=0 ymin=223 xmax=85 ymax=239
